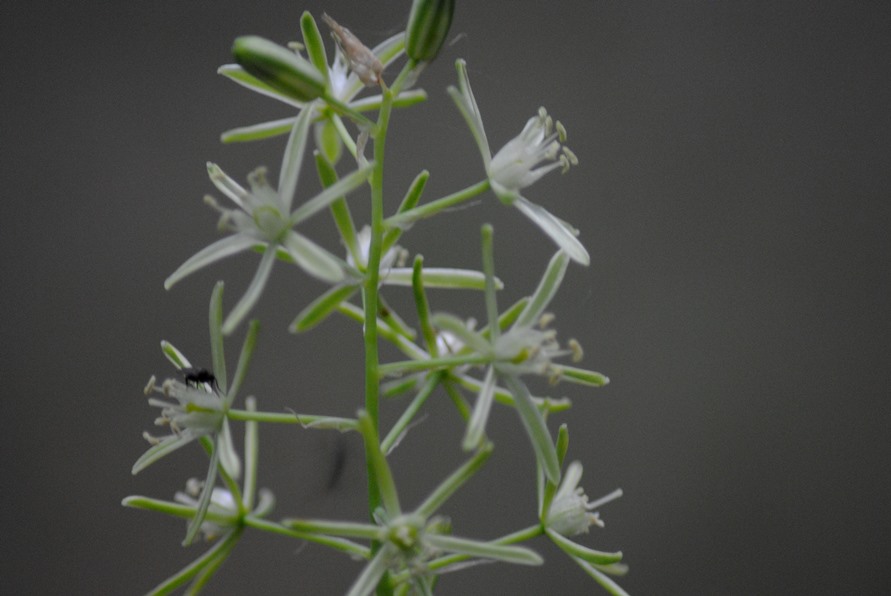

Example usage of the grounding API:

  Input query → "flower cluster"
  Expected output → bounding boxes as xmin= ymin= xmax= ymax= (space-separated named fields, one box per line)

xmin=125 ymin=4 xmax=627 ymax=595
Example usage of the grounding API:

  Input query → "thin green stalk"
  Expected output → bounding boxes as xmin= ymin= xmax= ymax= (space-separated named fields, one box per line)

xmin=384 ymin=179 xmax=490 ymax=228
xmin=380 ymin=373 xmax=441 ymax=454
xmin=244 ymin=517 xmax=371 ymax=559
xmin=226 ymin=408 xmax=357 ymax=429
xmin=399 ymin=524 xmax=545 ymax=579
xmin=378 ymin=353 xmax=490 ymax=376
xmin=363 ymin=79 xmax=394 ymax=521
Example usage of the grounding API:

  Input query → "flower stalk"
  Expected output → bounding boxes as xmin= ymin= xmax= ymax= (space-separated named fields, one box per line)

xmin=127 ymin=5 xmax=627 ymax=594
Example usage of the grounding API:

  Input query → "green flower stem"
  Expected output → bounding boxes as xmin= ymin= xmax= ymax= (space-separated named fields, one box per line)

xmin=411 ymin=256 xmax=438 ymax=355
xmin=122 ymin=496 xmax=235 ymax=527
xmin=284 ymin=517 xmax=381 ymax=540
xmin=243 ymin=397 xmax=259 ymax=511
xmin=322 ymin=92 xmax=377 ymax=131
xmin=378 ymin=353 xmax=491 ymax=376
xmin=384 ymin=179 xmax=490 ymax=228
xmin=146 ymin=527 xmax=243 ymax=596
xmin=215 ymin=456 xmax=246 ymax=517
xmin=245 ymin=517 xmax=371 ymax=559
xmin=481 ymin=225 xmax=500 ymax=341
xmin=380 ymin=373 xmax=441 ymax=454
xmin=362 ymin=79 xmax=393 ymax=521
xmin=332 ymin=113 xmax=358 ymax=158
xmin=315 ymin=152 xmax=360 ymax=265
xmin=442 ymin=379 xmax=472 ymax=420
xmin=338 ymin=302 xmax=428 ymax=360
xmin=416 ymin=443 xmax=492 ymax=517
xmin=414 ymin=524 xmax=545 ymax=576
xmin=225 ymin=408 xmax=357 ymax=429
xmin=390 ymin=57 xmax=419 ymax=96
xmin=187 ymin=529 xmax=243 ymax=593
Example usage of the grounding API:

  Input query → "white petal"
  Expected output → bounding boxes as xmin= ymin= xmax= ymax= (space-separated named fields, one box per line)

xmin=222 ymin=247 xmax=276 ymax=335
xmin=513 ymin=196 xmax=590 ymax=265
xmin=164 ymin=234 xmax=256 ymax=290
xmin=462 ymin=366 xmax=497 ymax=451
xmin=284 ymin=231 xmax=345 ymax=283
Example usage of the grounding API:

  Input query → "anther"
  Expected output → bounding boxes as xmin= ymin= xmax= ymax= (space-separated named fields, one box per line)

xmin=538 ymin=312 xmax=556 ymax=329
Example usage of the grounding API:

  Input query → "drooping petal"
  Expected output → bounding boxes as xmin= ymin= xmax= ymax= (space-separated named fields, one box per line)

xmin=462 ymin=366 xmax=497 ymax=451
xmin=131 ymin=433 xmax=195 ymax=475
xmin=283 ymin=231 xmax=345 ymax=283
xmin=222 ymin=246 xmax=276 ymax=334
xmin=502 ymin=374 xmax=561 ymax=484
xmin=512 ymin=196 xmax=590 ymax=265
xmin=164 ymin=234 xmax=257 ymax=290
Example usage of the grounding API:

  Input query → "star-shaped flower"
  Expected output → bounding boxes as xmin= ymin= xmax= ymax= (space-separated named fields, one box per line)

xmin=126 ymin=392 xmax=275 ymax=592
xmin=164 ymin=106 xmax=373 ymax=334
xmin=448 ymin=59 xmax=590 ymax=265
xmin=132 ymin=282 xmax=258 ymax=545
xmin=283 ymin=412 xmax=542 ymax=596
xmin=379 ymin=228 xmax=609 ymax=484
xmin=537 ymin=428 xmax=628 ymax=594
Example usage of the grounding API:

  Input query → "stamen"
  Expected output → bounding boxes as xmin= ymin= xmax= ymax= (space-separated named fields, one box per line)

xmin=562 ymin=146 xmax=579 ymax=166
xmin=247 ymin=166 xmax=269 ymax=188
xmin=142 ymin=431 xmax=162 ymax=445
xmin=144 ymin=375 xmax=157 ymax=395
xmin=538 ymin=312 xmax=556 ymax=329
xmin=587 ymin=488 xmax=624 ymax=510
xmin=556 ymin=121 xmax=567 ymax=143
xmin=185 ymin=477 xmax=203 ymax=497
xmin=568 ymin=338 xmax=583 ymax=362
xmin=559 ymin=155 xmax=571 ymax=174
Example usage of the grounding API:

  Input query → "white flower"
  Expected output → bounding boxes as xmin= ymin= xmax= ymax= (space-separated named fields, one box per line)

xmin=175 ymin=480 xmax=239 ymax=542
xmin=164 ymin=107 xmax=373 ymax=334
xmin=488 ymin=107 xmax=578 ymax=201
xmin=143 ymin=378 xmax=226 ymax=446
xmin=448 ymin=59 xmax=590 ymax=265
xmin=546 ymin=461 xmax=623 ymax=537
xmin=493 ymin=323 xmax=567 ymax=379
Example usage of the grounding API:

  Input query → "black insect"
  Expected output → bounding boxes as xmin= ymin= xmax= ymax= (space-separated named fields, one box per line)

xmin=180 ymin=367 xmax=219 ymax=392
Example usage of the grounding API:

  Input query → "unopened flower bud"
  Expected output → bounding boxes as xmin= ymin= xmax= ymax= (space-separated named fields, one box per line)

xmin=406 ymin=0 xmax=455 ymax=62
xmin=232 ymin=35 xmax=326 ymax=102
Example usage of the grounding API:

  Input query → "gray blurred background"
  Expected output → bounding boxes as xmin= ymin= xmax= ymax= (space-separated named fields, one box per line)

xmin=2 ymin=1 xmax=890 ymax=593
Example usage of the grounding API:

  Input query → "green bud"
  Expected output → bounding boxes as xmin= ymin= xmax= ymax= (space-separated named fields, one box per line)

xmin=406 ymin=0 xmax=455 ymax=62
xmin=232 ymin=35 xmax=326 ymax=103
